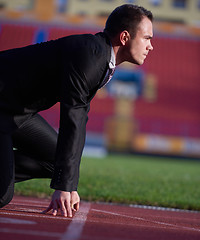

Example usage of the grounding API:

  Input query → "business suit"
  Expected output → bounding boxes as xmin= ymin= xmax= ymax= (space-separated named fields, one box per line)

xmin=0 ymin=32 xmax=112 ymax=207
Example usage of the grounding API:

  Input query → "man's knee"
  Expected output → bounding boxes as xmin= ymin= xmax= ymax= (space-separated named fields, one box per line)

xmin=0 ymin=181 xmax=14 ymax=208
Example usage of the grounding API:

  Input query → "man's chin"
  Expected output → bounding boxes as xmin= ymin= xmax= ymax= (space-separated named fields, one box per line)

xmin=132 ymin=58 xmax=144 ymax=65
xmin=126 ymin=58 xmax=144 ymax=65
xmin=133 ymin=60 xmax=144 ymax=65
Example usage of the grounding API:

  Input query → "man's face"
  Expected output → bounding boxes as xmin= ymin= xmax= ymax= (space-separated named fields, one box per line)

xmin=125 ymin=17 xmax=153 ymax=65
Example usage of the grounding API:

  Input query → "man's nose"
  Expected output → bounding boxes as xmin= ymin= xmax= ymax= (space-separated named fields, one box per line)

xmin=149 ymin=41 xmax=153 ymax=51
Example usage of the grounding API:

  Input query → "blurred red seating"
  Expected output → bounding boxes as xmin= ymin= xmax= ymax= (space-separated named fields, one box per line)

xmin=0 ymin=23 xmax=36 ymax=51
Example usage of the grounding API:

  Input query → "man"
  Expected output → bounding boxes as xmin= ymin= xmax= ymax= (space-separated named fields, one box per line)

xmin=0 ymin=4 xmax=153 ymax=217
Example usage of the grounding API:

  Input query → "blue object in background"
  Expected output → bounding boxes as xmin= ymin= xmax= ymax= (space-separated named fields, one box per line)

xmin=106 ymin=67 xmax=144 ymax=98
xmin=33 ymin=29 xmax=48 ymax=44
xmin=57 ymin=0 xmax=68 ymax=13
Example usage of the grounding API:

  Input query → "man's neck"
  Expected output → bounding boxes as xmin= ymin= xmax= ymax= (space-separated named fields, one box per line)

xmin=110 ymin=37 xmax=123 ymax=66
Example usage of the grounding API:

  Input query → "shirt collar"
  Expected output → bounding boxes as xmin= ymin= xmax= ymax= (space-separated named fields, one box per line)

xmin=109 ymin=46 xmax=116 ymax=69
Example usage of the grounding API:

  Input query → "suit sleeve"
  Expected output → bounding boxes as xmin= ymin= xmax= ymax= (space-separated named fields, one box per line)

xmin=50 ymin=46 xmax=101 ymax=192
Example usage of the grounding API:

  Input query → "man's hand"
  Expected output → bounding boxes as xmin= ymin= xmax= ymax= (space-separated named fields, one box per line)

xmin=42 ymin=190 xmax=80 ymax=217
xmin=70 ymin=191 xmax=80 ymax=212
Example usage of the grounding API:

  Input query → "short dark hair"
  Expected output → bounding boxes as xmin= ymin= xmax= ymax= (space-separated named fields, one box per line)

xmin=104 ymin=4 xmax=153 ymax=39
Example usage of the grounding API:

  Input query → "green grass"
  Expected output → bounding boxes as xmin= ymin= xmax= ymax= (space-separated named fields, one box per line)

xmin=15 ymin=154 xmax=200 ymax=211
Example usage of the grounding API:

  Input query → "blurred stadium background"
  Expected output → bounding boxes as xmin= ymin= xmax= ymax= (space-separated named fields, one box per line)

xmin=0 ymin=0 xmax=200 ymax=159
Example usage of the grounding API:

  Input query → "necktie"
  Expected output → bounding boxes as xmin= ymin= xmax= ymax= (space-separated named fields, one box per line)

xmin=99 ymin=67 xmax=115 ymax=89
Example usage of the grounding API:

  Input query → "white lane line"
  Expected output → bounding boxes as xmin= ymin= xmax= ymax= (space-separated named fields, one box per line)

xmin=9 ymin=202 xmax=49 ymax=207
xmin=92 ymin=209 xmax=200 ymax=233
xmin=0 ymin=211 xmax=71 ymax=221
xmin=60 ymin=202 xmax=91 ymax=240
xmin=11 ymin=197 xmax=51 ymax=203
xmin=14 ymin=207 xmax=42 ymax=213
xmin=0 ymin=217 xmax=36 ymax=225
xmin=3 ymin=207 xmax=43 ymax=213
xmin=129 ymin=204 xmax=200 ymax=213
xmin=0 ymin=228 xmax=62 ymax=238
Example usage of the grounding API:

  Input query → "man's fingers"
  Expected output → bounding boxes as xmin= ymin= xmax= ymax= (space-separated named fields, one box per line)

xmin=75 ymin=201 xmax=80 ymax=211
xmin=65 ymin=200 xmax=72 ymax=218
xmin=42 ymin=191 xmax=78 ymax=218
xmin=52 ymin=201 xmax=58 ymax=216
xmin=42 ymin=199 xmax=69 ymax=217
xmin=60 ymin=200 xmax=67 ymax=217
xmin=70 ymin=191 xmax=80 ymax=212
xmin=42 ymin=202 xmax=53 ymax=214
xmin=52 ymin=209 xmax=58 ymax=216
xmin=71 ymin=201 xmax=79 ymax=212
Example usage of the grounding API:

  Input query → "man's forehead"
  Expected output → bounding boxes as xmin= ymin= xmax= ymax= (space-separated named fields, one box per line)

xmin=137 ymin=17 xmax=153 ymax=36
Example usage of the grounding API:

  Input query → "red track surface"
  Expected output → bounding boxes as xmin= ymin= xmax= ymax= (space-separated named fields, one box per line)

xmin=0 ymin=196 xmax=200 ymax=240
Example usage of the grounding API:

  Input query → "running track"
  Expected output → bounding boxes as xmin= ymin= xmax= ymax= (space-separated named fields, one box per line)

xmin=0 ymin=196 xmax=200 ymax=240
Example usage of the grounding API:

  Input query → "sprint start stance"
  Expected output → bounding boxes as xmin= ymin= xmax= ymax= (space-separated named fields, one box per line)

xmin=0 ymin=4 xmax=153 ymax=217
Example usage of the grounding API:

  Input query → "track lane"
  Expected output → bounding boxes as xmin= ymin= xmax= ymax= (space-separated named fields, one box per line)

xmin=0 ymin=196 xmax=199 ymax=240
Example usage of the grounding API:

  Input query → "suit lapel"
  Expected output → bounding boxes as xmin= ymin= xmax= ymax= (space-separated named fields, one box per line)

xmin=94 ymin=32 xmax=112 ymax=88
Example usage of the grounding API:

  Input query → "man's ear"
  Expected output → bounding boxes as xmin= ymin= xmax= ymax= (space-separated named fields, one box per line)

xmin=119 ymin=30 xmax=130 ymax=46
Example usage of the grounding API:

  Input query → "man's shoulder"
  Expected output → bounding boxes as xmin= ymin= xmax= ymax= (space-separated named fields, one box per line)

xmin=57 ymin=32 xmax=109 ymax=50
xmin=57 ymin=32 xmax=109 ymax=59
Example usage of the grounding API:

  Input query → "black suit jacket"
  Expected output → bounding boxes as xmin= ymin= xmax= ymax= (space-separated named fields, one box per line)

xmin=0 ymin=32 xmax=111 ymax=191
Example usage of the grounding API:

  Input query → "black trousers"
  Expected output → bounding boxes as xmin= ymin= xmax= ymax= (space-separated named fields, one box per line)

xmin=0 ymin=113 xmax=57 ymax=208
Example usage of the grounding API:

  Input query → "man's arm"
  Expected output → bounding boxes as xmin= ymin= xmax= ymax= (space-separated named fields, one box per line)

xmin=44 ymin=45 xmax=97 ymax=217
xmin=45 ymin=83 xmax=90 ymax=217
xmin=43 ymin=93 xmax=89 ymax=217
xmin=43 ymin=36 xmax=108 ymax=217
xmin=50 ymin=102 xmax=90 ymax=192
